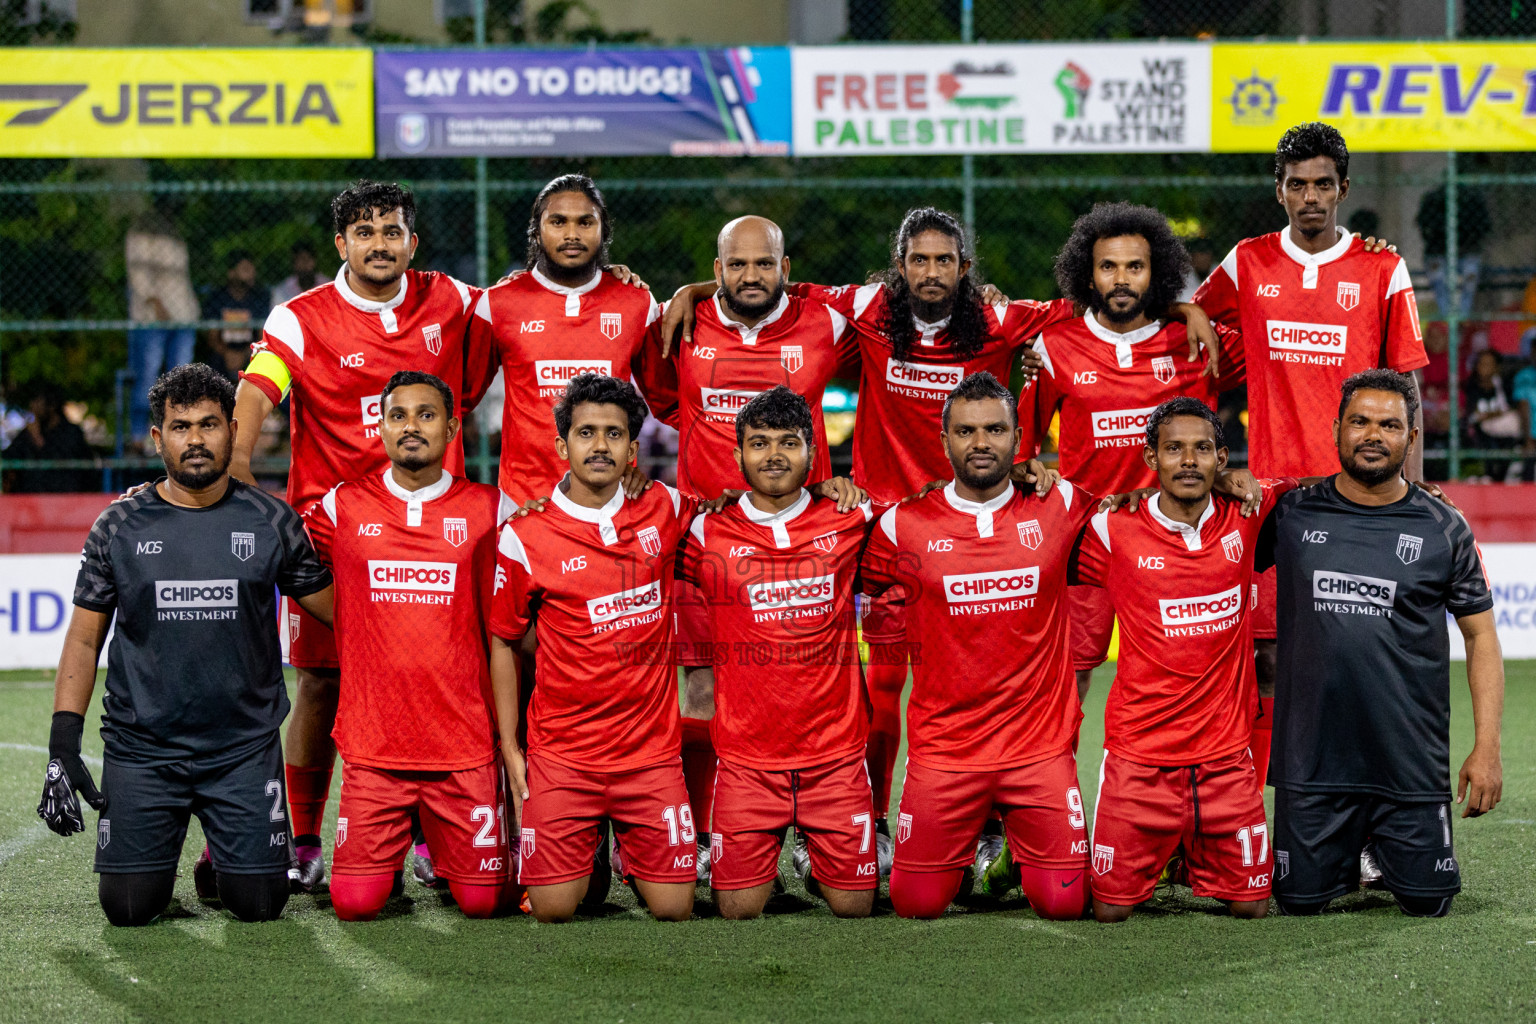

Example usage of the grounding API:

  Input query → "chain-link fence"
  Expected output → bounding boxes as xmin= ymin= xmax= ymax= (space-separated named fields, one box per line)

xmin=2 ymin=0 xmax=1532 ymax=490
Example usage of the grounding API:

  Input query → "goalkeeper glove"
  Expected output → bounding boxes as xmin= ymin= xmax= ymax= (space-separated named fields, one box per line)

xmin=37 ymin=711 xmax=104 ymax=836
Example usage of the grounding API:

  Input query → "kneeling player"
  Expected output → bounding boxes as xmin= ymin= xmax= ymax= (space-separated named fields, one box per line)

xmin=38 ymin=364 xmax=334 ymax=926
xmin=677 ymin=387 xmax=876 ymax=919
xmin=862 ymin=373 xmax=1091 ymax=920
xmin=489 ymin=374 xmax=697 ymax=923
xmin=302 ymin=372 xmax=515 ymax=921
xmin=1072 ymin=398 xmax=1293 ymax=922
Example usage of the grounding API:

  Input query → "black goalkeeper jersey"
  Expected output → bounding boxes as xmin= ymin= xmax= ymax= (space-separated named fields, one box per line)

xmin=1259 ymin=480 xmax=1493 ymax=801
xmin=73 ymin=478 xmax=331 ymax=767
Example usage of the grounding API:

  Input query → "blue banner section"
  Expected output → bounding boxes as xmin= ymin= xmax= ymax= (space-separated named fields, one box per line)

xmin=375 ymin=47 xmax=790 ymax=157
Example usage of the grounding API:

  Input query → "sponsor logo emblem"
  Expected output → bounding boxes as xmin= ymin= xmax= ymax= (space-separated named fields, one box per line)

xmin=780 ymin=344 xmax=804 ymax=374
xmin=360 ymin=393 xmax=382 ymax=425
xmin=231 ymin=532 xmax=255 ymax=561
xmin=1266 ymin=320 xmax=1347 ymax=354
xmin=1275 ymin=849 xmax=1289 ymax=881
xmin=885 ymin=357 xmax=963 ymax=395
xmin=156 ymin=580 xmax=238 ymax=609
xmin=600 ymin=312 xmax=622 ymax=339
xmin=1226 ymin=71 xmax=1281 ymax=126
xmin=1158 ymin=584 xmax=1243 ymax=626
xmin=1397 ymin=533 xmax=1423 ymax=565
xmin=1312 ymin=570 xmax=1397 ymax=607
xmin=897 ymin=812 xmax=912 ymax=843
xmin=1091 ymin=405 xmax=1159 ymax=438
xmin=1221 ymin=529 xmax=1243 ymax=563
xmin=1436 ymin=857 xmax=1458 ymax=872
xmin=1016 ymin=519 xmax=1043 ymax=550
xmin=98 ymin=819 xmax=110 ymax=849
xmin=943 ymin=567 xmax=1039 ymax=604
xmin=336 ymin=817 xmax=348 ymax=846
xmin=587 ymin=581 xmax=663 ymax=626
xmin=422 ymin=322 xmax=442 ymax=356
xmin=638 ymin=525 xmax=662 ymax=557
xmin=746 ymin=573 xmax=835 ymax=612
xmin=700 ymin=387 xmax=761 ymax=417
xmin=1337 ymin=281 xmax=1360 ymax=311
xmin=136 ymin=540 xmax=162 ymax=555
xmin=535 ymin=359 xmax=612 ymax=385
xmin=358 ymin=523 xmax=382 ymax=536
xmin=1302 ymin=529 xmax=1328 ymax=544
xmin=728 ymin=545 xmax=756 ymax=558
xmin=47 ymin=761 xmax=62 ymax=783
xmin=813 ymin=530 xmax=838 ymax=554
xmin=1256 ymin=282 xmax=1281 ymax=297
xmin=520 ymin=827 xmax=535 ymax=860
xmin=395 ymin=112 xmax=428 ymax=153
xmin=494 ymin=565 xmax=507 ymax=594
xmin=443 ymin=517 xmax=468 ymax=548
xmin=1056 ymin=61 xmax=1091 ymax=118
xmin=1092 ymin=843 xmax=1114 ymax=875
xmin=367 ymin=560 xmax=456 ymax=592
xmin=1152 ymin=355 xmax=1176 ymax=384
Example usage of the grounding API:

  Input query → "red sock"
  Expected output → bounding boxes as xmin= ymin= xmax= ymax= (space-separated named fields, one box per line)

xmin=330 ymin=872 xmax=394 ymax=922
xmin=1019 ymin=865 xmax=1088 ymax=920
xmin=680 ymin=717 xmax=716 ymax=835
xmin=285 ymin=763 xmax=333 ymax=841
xmin=889 ymin=867 xmax=965 ymax=919
xmin=448 ymin=880 xmax=514 ymax=919
xmin=1252 ymin=697 xmax=1274 ymax=790
xmin=863 ymin=642 xmax=907 ymax=819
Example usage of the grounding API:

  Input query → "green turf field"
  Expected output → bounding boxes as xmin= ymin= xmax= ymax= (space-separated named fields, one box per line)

xmin=0 ymin=664 xmax=1531 ymax=1024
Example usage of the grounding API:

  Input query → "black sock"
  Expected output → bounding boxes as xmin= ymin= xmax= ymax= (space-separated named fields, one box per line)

xmin=1395 ymin=893 xmax=1453 ymax=918
xmin=1275 ymin=897 xmax=1330 ymax=916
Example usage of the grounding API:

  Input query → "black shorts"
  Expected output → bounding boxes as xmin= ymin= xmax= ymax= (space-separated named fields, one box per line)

xmin=94 ymin=733 xmax=292 ymax=876
xmin=1272 ymin=787 xmax=1462 ymax=902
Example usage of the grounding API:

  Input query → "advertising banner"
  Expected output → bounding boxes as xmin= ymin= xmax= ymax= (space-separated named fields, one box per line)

xmin=1449 ymin=543 xmax=1536 ymax=660
xmin=375 ymin=47 xmax=790 ymax=157
xmin=1212 ymin=43 xmax=1536 ymax=152
xmin=792 ymin=43 xmax=1210 ymax=155
xmin=0 ymin=48 xmax=374 ymax=158
xmin=0 ymin=555 xmax=102 ymax=669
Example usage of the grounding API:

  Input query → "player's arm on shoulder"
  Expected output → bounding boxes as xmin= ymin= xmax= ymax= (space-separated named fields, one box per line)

xmin=859 ymin=504 xmax=900 ymax=596
xmin=1190 ymin=245 xmax=1241 ymax=329
xmin=1456 ymin=608 xmax=1504 ymax=817
xmin=1009 ymin=457 xmax=1059 ymax=497
xmin=277 ymin=500 xmax=335 ymax=627
xmin=659 ymin=280 xmax=719 ymax=357
xmin=1068 ymin=513 xmax=1110 ymax=587
xmin=816 ymin=476 xmax=867 ymax=512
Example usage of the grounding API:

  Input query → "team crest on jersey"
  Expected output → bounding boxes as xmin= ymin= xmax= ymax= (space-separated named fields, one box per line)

xmin=1397 ymin=533 xmax=1423 ymax=565
xmin=638 ymin=525 xmax=662 ymax=557
xmin=1275 ymin=849 xmax=1290 ymax=881
xmin=1221 ymin=529 xmax=1243 ymax=563
xmin=897 ymin=812 xmax=913 ymax=844
xmin=710 ymin=832 xmax=723 ymax=865
xmin=780 ymin=345 xmax=804 ymax=374
xmin=288 ymin=612 xmax=301 ymax=641
xmin=1016 ymin=519 xmax=1043 ymax=550
xmin=336 ymin=817 xmax=348 ymax=846
xmin=1092 ymin=843 xmax=1114 ymax=875
xmin=97 ymin=819 xmax=110 ymax=849
xmin=1152 ymin=355 xmax=1176 ymax=384
xmin=1337 ymin=281 xmax=1360 ymax=311
xmin=231 ymin=531 xmax=255 ymax=561
xmin=422 ymin=322 xmax=443 ymax=356
xmin=813 ymin=530 xmax=838 ymax=554
xmin=520 ymin=827 xmax=536 ymax=860
xmin=443 ymin=517 xmax=468 ymax=548
xmin=600 ymin=312 xmax=622 ymax=339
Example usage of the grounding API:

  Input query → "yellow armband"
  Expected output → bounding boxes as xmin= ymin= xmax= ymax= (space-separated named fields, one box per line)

xmin=243 ymin=350 xmax=293 ymax=402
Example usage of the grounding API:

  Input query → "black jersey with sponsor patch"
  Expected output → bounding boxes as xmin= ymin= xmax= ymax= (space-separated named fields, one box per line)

xmin=73 ymin=478 xmax=330 ymax=766
xmin=1259 ymin=480 xmax=1492 ymax=800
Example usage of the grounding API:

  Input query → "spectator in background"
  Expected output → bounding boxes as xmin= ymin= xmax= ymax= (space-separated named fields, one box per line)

xmin=2 ymin=383 xmax=96 ymax=493
xmin=201 ymin=250 xmax=269 ymax=385
xmin=1513 ymin=347 xmax=1536 ymax=482
xmin=1177 ymin=237 xmax=1216 ymax=302
xmin=1464 ymin=349 xmax=1520 ymax=482
xmin=271 ymin=241 xmax=321 ymax=306
xmin=125 ymin=209 xmax=199 ymax=444
xmin=1418 ymin=186 xmax=1491 ymax=317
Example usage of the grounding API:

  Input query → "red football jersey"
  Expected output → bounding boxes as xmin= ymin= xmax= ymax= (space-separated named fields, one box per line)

xmin=1194 ymin=227 xmax=1427 ymax=477
xmin=488 ymin=481 xmax=690 ymax=773
xmin=303 ymin=471 xmax=510 ymax=771
xmin=467 ymin=268 xmax=664 ymax=503
xmin=254 ymin=266 xmax=483 ymax=509
xmin=794 ymin=282 xmax=1076 ymax=503
xmin=1019 ymin=313 xmax=1245 ymax=499
xmin=677 ymin=490 xmax=873 ymax=770
xmin=1071 ymin=481 xmax=1295 ymax=766
xmin=667 ymin=294 xmax=854 ymax=499
xmin=861 ymin=480 xmax=1089 ymax=771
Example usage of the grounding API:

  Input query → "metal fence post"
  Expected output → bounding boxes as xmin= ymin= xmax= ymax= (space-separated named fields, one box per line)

xmin=1445 ymin=0 xmax=1460 ymax=480
xmin=960 ymin=0 xmax=975 ymax=236
xmin=472 ymin=0 xmax=494 ymax=483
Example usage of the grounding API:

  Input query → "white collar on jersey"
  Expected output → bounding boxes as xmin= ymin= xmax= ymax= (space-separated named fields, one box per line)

xmin=531 ymin=264 xmax=602 ymax=316
xmin=713 ymin=291 xmax=790 ymax=346
xmin=738 ymin=487 xmax=811 ymax=549
xmin=1279 ymin=224 xmax=1352 ymax=289
xmin=943 ymin=480 xmax=1013 ymax=539
xmin=382 ymin=469 xmax=452 ymax=528
xmin=1147 ymin=491 xmax=1217 ymax=551
xmin=1084 ymin=311 xmax=1166 ymax=370
xmin=335 ymin=264 xmax=411 ymax=333
xmin=550 ymin=474 xmax=625 ymax=546
xmin=912 ymin=313 xmax=952 ymax=348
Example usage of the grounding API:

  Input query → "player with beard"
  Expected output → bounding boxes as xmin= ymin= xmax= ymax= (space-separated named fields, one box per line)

xmin=1259 ymin=370 xmax=1502 ymax=917
xmin=236 ymin=180 xmax=489 ymax=891
xmin=39 ymin=364 xmax=334 ymax=926
xmin=862 ymin=373 xmax=1092 ymax=920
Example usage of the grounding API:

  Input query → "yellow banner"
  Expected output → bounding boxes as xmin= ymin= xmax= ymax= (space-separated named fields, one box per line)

xmin=1212 ymin=43 xmax=1536 ymax=152
xmin=0 ymin=49 xmax=373 ymax=158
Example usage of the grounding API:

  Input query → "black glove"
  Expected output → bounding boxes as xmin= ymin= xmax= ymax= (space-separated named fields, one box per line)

xmin=37 ymin=711 xmax=104 ymax=836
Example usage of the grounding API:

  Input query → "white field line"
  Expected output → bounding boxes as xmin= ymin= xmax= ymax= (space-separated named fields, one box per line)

xmin=0 ymin=742 xmax=102 ymax=766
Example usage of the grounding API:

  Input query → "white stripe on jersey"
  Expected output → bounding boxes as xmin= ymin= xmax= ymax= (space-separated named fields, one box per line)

xmin=497 ymin=524 xmax=531 ymax=572
xmin=852 ymin=282 xmax=883 ymax=320
xmin=262 ymin=304 xmax=306 ymax=361
xmin=1217 ymin=244 xmax=1240 ymax=293
xmin=1090 ymin=509 xmax=1112 ymax=552
xmin=878 ymin=504 xmax=898 ymax=545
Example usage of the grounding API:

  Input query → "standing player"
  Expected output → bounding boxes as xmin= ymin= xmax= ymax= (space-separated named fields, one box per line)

xmin=489 ymin=374 xmax=697 ymax=923
xmin=862 ymin=373 xmax=1091 ymax=920
xmin=38 ymin=365 xmax=334 ymax=926
xmin=1072 ymin=398 xmax=1293 ymax=922
xmin=678 ymin=387 xmax=876 ymax=919
xmin=1263 ymin=370 xmax=1502 ymax=917
xmin=237 ymin=180 xmax=485 ymax=889
xmin=1022 ymin=201 xmax=1247 ymax=702
xmin=1193 ymin=123 xmax=1429 ymax=792
xmin=301 ymin=372 xmax=514 ymax=921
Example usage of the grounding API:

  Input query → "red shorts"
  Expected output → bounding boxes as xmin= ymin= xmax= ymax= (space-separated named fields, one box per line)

xmin=1068 ymin=585 xmax=1115 ymax=672
xmin=859 ymin=588 xmax=907 ymax=646
xmin=673 ymin=579 xmax=714 ymax=669
xmin=1090 ymin=749 xmax=1271 ymax=905
xmin=711 ymin=752 xmax=877 ymax=891
xmin=1252 ymin=567 xmax=1276 ymax=641
xmin=283 ymin=595 xmax=338 ymax=670
xmin=517 ymin=756 xmax=697 ymax=887
xmin=334 ymin=758 xmax=510 ymax=885
xmin=894 ymin=751 xmax=1089 ymax=873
